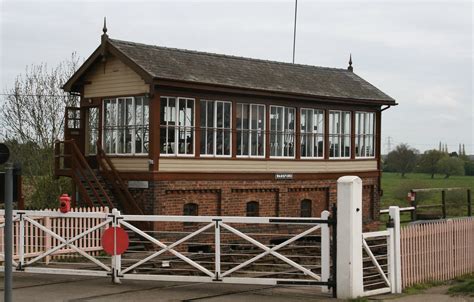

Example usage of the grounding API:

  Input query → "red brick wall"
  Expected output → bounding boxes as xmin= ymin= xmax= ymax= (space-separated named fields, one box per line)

xmin=148 ymin=177 xmax=379 ymax=222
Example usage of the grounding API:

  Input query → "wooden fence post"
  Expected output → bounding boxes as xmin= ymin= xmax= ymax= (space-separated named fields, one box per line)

xmin=467 ymin=189 xmax=471 ymax=217
xmin=441 ymin=190 xmax=446 ymax=219
xmin=45 ymin=216 xmax=51 ymax=265
xmin=321 ymin=210 xmax=330 ymax=293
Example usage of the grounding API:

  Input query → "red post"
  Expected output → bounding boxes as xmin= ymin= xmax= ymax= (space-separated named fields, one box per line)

xmin=59 ymin=194 xmax=71 ymax=213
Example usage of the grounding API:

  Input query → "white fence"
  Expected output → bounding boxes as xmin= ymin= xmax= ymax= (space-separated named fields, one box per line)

xmin=401 ymin=217 xmax=474 ymax=288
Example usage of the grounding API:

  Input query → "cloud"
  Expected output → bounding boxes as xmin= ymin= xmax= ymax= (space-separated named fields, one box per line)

xmin=415 ymin=86 xmax=462 ymax=110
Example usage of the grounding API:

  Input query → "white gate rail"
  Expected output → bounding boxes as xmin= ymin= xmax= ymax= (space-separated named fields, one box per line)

xmin=0 ymin=209 xmax=334 ymax=292
xmin=360 ymin=207 xmax=402 ymax=297
xmin=0 ymin=209 xmax=112 ymax=277
xmin=116 ymin=211 xmax=333 ymax=288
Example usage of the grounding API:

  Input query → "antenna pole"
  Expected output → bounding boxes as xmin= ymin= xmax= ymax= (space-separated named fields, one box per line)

xmin=292 ymin=0 xmax=298 ymax=64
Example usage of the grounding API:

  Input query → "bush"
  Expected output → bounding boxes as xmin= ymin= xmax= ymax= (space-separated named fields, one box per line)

xmin=465 ymin=161 xmax=474 ymax=176
xmin=28 ymin=176 xmax=72 ymax=209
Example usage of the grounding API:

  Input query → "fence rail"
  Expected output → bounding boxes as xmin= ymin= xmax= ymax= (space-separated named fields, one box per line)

xmin=400 ymin=217 xmax=474 ymax=288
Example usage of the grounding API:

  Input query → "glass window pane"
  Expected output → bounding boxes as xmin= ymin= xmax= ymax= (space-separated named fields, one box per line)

xmin=224 ymin=102 xmax=231 ymax=129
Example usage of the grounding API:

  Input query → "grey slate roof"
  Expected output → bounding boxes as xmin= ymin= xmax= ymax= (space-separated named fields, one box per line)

xmin=109 ymin=39 xmax=395 ymax=103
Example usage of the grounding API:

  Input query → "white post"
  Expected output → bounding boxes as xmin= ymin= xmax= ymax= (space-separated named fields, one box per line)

xmin=111 ymin=208 xmax=121 ymax=284
xmin=336 ymin=176 xmax=363 ymax=299
xmin=389 ymin=206 xmax=402 ymax=293
xmin=214 ymin=219 xmax=221 ymax=281
xmin=18 ymin=214 xmax=25 ymax=269
xmin=321 ymin=210 xmax=330 ymax=293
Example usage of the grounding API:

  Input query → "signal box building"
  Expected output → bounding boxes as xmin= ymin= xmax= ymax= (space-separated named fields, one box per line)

xmin=56 ymin=27 xmax=396 ymax=227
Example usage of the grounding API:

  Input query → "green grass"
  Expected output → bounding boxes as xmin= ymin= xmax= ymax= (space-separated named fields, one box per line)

xmin=448 ymin=274 xmax=474 ymax=296
xmin=402 ymin=275 xmax=474 ymax=296
xmin=380 ymin=172 xmax=474 ymax=217
xmin=403 ymin=280 xmax=444 ymax=294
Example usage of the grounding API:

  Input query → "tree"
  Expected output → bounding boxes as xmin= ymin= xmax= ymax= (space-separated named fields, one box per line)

xmin=1 ymin=54 xmax=80 ymax=208
xmin=385 ymin=143 xmax=419 ymax=177
xmin=437 ymin=157 xmax=465 ymax=178
xmin=417 ymin=149 xmax=446 ymax=178
xmin=1 ymin=53 xmax=80 ymax=148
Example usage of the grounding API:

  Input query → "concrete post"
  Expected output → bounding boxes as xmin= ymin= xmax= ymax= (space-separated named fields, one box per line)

xmin=336 ymin=176 xmax=363 ymax=299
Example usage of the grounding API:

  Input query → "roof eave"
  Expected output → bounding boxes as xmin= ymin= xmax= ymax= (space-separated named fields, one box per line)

xmin=153 ymin=77 xmax=398 ymax=106
xmin=62 ymin=45 xmax=102 ymax=93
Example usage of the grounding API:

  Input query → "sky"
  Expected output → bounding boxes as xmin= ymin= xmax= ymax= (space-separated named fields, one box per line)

xmin=1 ymin=0 xmax=473 ymax=154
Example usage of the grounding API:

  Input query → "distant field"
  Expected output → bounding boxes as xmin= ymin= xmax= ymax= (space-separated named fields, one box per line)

xmin=380 ymin=172 xmax=474 ymax=218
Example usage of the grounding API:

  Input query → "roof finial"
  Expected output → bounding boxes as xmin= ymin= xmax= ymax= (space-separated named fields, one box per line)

xmin=103 ymin=17 xmax=108 ymax=35
xmin=348 ymin=53 xmax=353 ymax=72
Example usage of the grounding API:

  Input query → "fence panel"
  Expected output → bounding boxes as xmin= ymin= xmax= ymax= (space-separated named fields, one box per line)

xmin=400 ymin=217 xmax=474 ymax=288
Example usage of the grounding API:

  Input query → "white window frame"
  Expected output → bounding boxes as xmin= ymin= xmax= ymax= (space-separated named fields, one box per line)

xmin=200 ymin=100 xmax=232 ymax=158
xmin=86 ymin=107 xmax=99 ymax=155
xmin=236 ymin=103 xmax=266 ymax=158
xmin=160 ymin=96 xmax=195 ymax=157
xmin=270 ymin=105 xmax=296 ymax=159
xmin=329 ymin=110 xmax=351 ymax=159
xmin=102 ymin=96 xmax=149 ymax=156
xmin=355 ymin=111 xmax=375 ymax=158
xmin=300 ymin=108 xmax=325 ymax=159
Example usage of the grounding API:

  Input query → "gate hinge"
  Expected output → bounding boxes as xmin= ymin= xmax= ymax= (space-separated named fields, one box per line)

xmin=386 ymin=218 xmax=394 ymax=228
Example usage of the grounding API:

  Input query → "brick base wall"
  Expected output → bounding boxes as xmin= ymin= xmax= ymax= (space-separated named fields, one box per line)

xmin=126 ymin=176 xmax=381 ymax=244
xmin=142 ymin=177 xmax=380 ymax=223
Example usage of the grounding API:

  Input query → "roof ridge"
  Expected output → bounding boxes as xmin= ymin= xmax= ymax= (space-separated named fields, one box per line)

xmin=109 ymin=38 xmax=349 ymax=72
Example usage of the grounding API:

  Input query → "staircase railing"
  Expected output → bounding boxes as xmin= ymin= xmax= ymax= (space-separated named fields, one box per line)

xmin=54 ymin=139 xmax=114 ymax=209
xmin=96 ymin=141 xmax=145 ymax=216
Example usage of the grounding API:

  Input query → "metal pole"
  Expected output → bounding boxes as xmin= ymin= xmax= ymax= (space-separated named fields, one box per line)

xmin=292 ymin=0 xmax=298 ymax=64
xmin=4 ymin=162 xmax=14 ymax=302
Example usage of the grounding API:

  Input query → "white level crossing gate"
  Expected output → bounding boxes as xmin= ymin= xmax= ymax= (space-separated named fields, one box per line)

xmin=1 ymin=177 xmax=402 ymax=299
xmin=0 ymin=209 xmax=336 ymax=294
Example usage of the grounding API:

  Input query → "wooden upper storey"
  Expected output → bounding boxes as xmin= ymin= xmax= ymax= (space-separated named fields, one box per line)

xmin=64 ymin=34 xmax=396 ymax=175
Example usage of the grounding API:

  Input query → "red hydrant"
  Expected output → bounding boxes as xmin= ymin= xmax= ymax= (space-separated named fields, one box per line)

xmin=59 ymin=194 xmax=71 ymax=213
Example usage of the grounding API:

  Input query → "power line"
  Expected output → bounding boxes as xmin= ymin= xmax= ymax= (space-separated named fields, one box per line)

xmin=0 ymin=93 xmax=74 ymax=97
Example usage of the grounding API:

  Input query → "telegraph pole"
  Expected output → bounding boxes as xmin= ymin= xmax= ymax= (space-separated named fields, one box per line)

xmin=292 ymin=0 xmax=298 ymax=64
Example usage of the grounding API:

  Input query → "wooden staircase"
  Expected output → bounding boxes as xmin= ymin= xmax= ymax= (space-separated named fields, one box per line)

xmin=53 ymin=139 xmax=143 ymax=216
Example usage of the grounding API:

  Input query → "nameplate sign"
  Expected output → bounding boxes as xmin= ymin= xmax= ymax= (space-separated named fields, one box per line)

xmin=128 ymin=181 xmax=149 ymax=189
xmin=275 ymin=173 xmax=293 ymax=180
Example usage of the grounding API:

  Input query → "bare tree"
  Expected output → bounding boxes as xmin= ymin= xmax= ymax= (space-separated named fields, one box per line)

xmin=1 ymin=53 xmax=81 ymax=208
xmin=1 ymin=53 xmax=80 ymax=148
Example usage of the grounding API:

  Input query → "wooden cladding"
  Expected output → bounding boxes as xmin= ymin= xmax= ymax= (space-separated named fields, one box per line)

xmin=109 ymin=157 xmax=149 ymax=171
xmin=83 ymin=56 xmax=149 ymax=98
xmin=159 ymin=158 xmax=377 ymax=173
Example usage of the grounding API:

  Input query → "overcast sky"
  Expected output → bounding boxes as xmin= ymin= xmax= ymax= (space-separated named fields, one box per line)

xmin=1 ymin=0 xmax=472 ymax=154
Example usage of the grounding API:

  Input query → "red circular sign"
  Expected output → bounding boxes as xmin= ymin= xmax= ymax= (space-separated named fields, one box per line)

xmin=101 ymin=227 xmax=129 ymax=255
